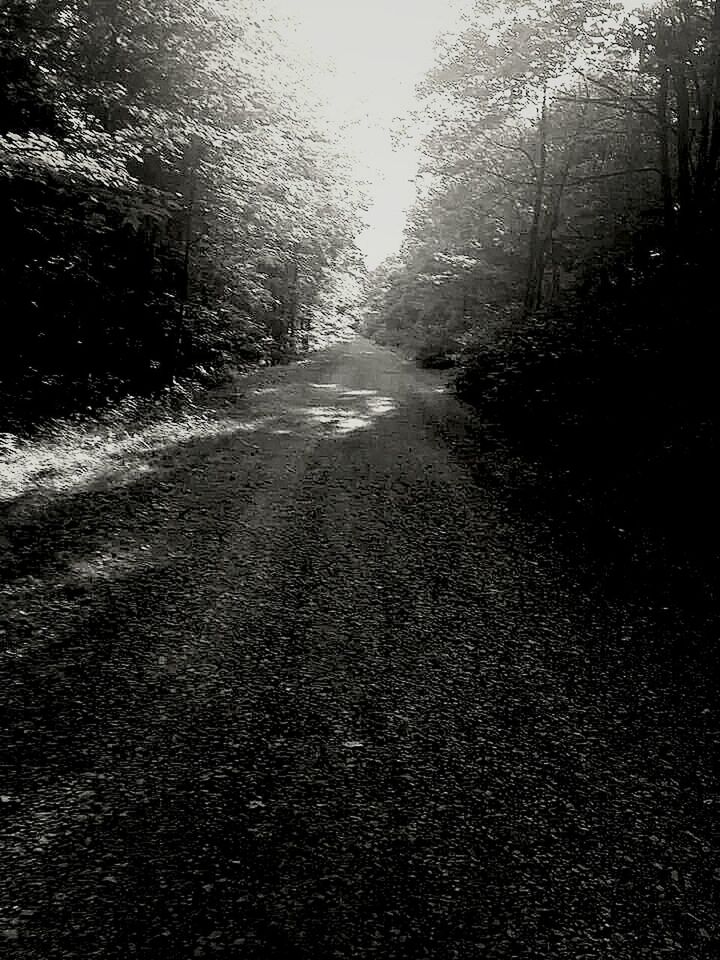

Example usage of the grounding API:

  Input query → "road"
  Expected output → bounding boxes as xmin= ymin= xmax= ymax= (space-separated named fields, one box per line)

xmin=1 ymin=338 xmax=717 ymax=959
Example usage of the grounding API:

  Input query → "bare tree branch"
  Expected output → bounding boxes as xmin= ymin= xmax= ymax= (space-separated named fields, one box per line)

xmin=566 ymin=166 xmax=661 ymax=185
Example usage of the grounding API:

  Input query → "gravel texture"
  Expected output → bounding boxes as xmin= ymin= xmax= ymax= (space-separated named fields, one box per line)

xmin=1 ymin=337 xmax=718 ymax=959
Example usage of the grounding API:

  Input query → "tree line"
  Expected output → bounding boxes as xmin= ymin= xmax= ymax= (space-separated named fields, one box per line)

xmin=364 ymin=0 xmax=720 ymax=570
xmin=0 ymin=0 xmax=367 ymax=428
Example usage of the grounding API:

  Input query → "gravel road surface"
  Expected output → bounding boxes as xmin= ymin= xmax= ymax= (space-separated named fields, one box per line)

xmin=1 ymin=338 xmax=718 ymax=959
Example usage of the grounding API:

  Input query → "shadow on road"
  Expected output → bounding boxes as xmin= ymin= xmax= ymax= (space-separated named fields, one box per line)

xmin=1 ymin=341 xmax=718 ymax=960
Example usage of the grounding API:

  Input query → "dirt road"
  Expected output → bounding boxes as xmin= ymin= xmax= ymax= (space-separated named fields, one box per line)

xmin=1 ymin=338 xmax=717 ymax=958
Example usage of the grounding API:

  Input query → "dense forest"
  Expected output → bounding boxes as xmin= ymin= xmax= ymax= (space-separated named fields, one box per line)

xmin=0 ymin=0 xmax=367 ymax=428
xmin=364 ymin=0 xmax=720 ymax=587
xmin=3 ymin=0 xmax=719 ymax=586
xmin=3 ymin=6 xmax=720 ymax=955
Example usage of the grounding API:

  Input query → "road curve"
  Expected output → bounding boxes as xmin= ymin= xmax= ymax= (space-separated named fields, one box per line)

xmin=1 ymin=338 xmax=716 ymax=959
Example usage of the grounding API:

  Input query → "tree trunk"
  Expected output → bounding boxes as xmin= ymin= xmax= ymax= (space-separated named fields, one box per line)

xmin=170 ymin=138 xmax=201 ymax=381
xmin=524 ymin=86 xmax=548 ymax=316
xmin=657 ymin=63 xmax=675 ymax=249
xmin=707 ymin=2 xmax=720 ymax=174
xmin=703 ymin=0 xmax=720 ymax=226
xmin=672 ymin=67 xmax=692 ymax=239
xmin=287 ymin=261 xmax=298 ymax=348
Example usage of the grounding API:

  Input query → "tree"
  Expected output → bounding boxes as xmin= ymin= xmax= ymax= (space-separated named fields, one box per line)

xmin=366 ymin=0 xmax=720 ymax=574
xmin=0 ymin=0 xmax=368 ymax=424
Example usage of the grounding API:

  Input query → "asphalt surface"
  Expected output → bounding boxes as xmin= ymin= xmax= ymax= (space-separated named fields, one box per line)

xmin=1 ymin=338 xmax=718 ymax=958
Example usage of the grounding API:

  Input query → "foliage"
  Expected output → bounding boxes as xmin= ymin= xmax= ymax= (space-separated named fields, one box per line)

xmin=366 ymin=0 xmax=720 ymax=559
xmin=0 ymin=0 xmax=367 ymax=427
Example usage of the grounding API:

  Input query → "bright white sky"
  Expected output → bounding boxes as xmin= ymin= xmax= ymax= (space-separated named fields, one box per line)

xmin=273 ymin=0 xmax=647 ymax=268
xmin=275 ymin=0 xmax=474 ymax=267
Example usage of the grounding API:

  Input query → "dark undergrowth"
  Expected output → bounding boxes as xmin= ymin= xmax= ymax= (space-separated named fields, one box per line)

xmin=452 ymin=271 xmax=720 ymax=684
xmin=0 ymin=346 xmax=301 ymax=439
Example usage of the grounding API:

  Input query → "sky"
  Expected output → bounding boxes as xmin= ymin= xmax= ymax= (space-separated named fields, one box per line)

xmin=273 ymin=0 xmax=648 ymax=268
xmin=275 ymin=0 xmax=474 ymax=267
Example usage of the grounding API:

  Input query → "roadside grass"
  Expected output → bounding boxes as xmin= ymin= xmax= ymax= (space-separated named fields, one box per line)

xmin=0 ymin=328 xmax=366 ymax=508
xmin=0 ymin=377 xmax=245 ymax=507
xmin=0 ymin=338 xmax=357 ymax=508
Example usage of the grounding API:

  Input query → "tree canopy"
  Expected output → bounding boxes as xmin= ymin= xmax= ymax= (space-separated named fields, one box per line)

xmin=365 ymin=0 xmax=720 ymax=349
xmin=363 ymin=0 xmax=720 ymax=562
xmin=0 ymin=0 xmax=368 ymax=425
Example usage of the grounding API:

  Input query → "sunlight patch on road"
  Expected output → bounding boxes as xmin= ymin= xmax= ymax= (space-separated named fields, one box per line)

xmin=366 ymin=398 xmax=397 ymax=414
xmin=0 ymin=373 xmax=400 ymax=508
xmin=334 ymin=394 xmax=398 ymax=433
xmin=292 ymin=393 xmax=398 ymax=437
xmin=334 ymin=416 xmax=373 ymax=435
xmin=307 ymin=406 xmax=340 ymax=425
